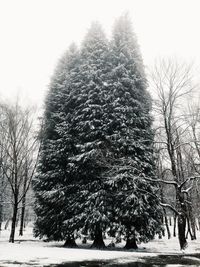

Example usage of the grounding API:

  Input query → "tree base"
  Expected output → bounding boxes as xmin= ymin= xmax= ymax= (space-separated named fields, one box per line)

xmin=63 ymin=236 xmax=78 ymax=248
xmin=179 ymin=237 xmax=188 ymax=250
xmin=178 ymin=215 xmax=187 ymax=250
xmin=124 ymin=238 xmax=138 ymax=249
xmin=91 ymin=227 xmax=106 ymax=249
xmin=91 ymin=238 xmax=106 ymax=249
xmin=107 ymin=241 xmax=115 ymax=248
xmin=19 ymin=230 xmax=23 ymax=236
xmin=82 ymin=237 xmax=87 ymax=244
xmin=91 ymin=241 xmax=106 ymax=249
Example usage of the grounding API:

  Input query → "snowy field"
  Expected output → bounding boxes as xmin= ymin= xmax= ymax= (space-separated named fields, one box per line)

xmin=1 ymin=223 xmax=200 ymax=266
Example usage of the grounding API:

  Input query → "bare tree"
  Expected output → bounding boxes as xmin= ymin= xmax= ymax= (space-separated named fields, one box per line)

xmin=154 ymin=137 xmax=172 ymax=240
xmin=183 ymin=101 xmax=200 ymax=237
xmin=0 ymin=101 xmax=38 ymax=242
xmin=151 ymin=58 xmax=198 ymax=250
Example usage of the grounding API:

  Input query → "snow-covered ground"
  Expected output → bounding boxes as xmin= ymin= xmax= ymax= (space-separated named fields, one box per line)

xmin=1 ymin=223 xmax=200 ymax=266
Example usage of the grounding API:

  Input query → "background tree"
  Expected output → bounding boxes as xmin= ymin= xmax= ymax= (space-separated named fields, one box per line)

xmin=0 ymin=101 xmax=38 ymax=242
xmin=151 ymin=58 xmax=198 ymax=250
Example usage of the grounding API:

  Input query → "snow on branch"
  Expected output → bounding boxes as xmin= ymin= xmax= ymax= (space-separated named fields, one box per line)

xmin=160 ymin=202 xmax=179 ymax=215
xmin=182 ymin=186 xmax=193 ymax=195
xmin=178 ymin=176 xmax=200 ymax=190
xmin=144 ymin=176 xmax=178 ymax=187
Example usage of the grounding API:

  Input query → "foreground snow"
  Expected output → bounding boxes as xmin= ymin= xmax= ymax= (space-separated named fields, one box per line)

xmin=1 ymin=224 xmax=200 ymax=266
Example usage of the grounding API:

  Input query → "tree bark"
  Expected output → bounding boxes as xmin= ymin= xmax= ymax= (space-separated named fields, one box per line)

xmin=124 ymin=236 xmax=138 ymax=249
xmin=164 ymin=215 xmax=171 ymax=239
xmin=173 ymin=215 xmax=177 ymax=237
xmin=4 ymin=218 xmax=10 ymax=230
xmin=186 ymin=215 xmax=195 ymax=240
xmin=189 ymin=205 xmax=196 ymax=240
xmin=161 ymin=216 xmax=165 ymax=237
xmin=91 ymin=225 xmax=106 ymax=249
xmin=178 ymin=213 xmax=187 ymax=250
xmin=124 ymin=230 xmax=138 ymax=249
xmin=175 ymin=187 xmax=188 ymax=250
xmin=63 ymin=234 xmax=78 ymax=248
xmin=19 ymin=196 xmax=26 ymax=236
xmin=0 ymin=202 xmax=2 ymax=231
xmin=198 ymin=218 xmax=200 ymax=231
xmin=163 ymin=208 xmax=171 ymax=239
xmin=9 ymin=202 xmax=18 ymax=243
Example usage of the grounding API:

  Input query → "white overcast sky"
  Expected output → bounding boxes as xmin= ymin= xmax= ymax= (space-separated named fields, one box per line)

xmin=0 ymin=0 xmax=200 ymax=108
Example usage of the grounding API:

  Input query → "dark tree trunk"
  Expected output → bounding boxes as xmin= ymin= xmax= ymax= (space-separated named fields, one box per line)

xmin=9 ymin=202 xmax=18 ymax=243
xmin=4 ymin=218 xmax=10 ymax=230
xmin=198 ymin=218 xmax=200 ymax=231
xmin=124 ymin=236 xmax=138 ymax=249
xmin=163 ymin=208 xmax=171 ymax=239
xmin=161 ymin=216 xmax=165 ymax=237
xmin=173 ymin=215 xmax=177 ymax=237
xmin=169 ymin=217 xmax=172 ymax=226
xmin=178 ymin=213 xmax=187 ymax=250
xmin=116 ymin=231 xmax=122 ymax=243
xmin=82 ymin=237 xmax=87 ymax=244
xmin=186 ymin=216 xmax=195 ymax=240
xmin=19 ymin=196 xmax=26 ymax=236
xmin=124 ymin=230 xmax=138 ymax=250
xmin=189 ymin=207 xmax=196 ymax=240
xmin=19 ymin=161 xmax=28 ymax=236
xmin=164 ymin=215 xmax=171 ymax=239
xmin=0 ymin=202 xmax=2 ymax=231
xmin=63 ymin=234 xmax=78 ymax=248
xmin=91 ymin=225 xmax=106 ymax=249
xmin=176 ymin=187 xmax=188 ymax=250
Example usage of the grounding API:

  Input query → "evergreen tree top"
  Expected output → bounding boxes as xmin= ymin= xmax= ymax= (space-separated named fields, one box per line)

xmin=81 ymin=21 xmax=108 ymax=61
xmin=111 ymin=14 xmax=146 ymax=82
xmin=50 ymin=43 xmax=79 ymax=88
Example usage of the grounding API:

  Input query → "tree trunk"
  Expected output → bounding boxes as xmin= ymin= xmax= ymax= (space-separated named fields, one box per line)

xmin=198 ymin=218 xmax=200 ymax=231
xmin=178 ymin=213 xmax=187 ymax=250
xmin=4 ymin=218 xmax=10 ymax=230
xmin=19 ymin=159 xmax=29 ymax=236
xmin=91 ymin=225 xmax=105 ymax=249
xmin=9 ymin=202 xmax=18 ymax=243
xmin=124 ymin=237 xmax=138 ymax=249
xmin=0 ymin=202 xmax=2 ymax=231
xmin=161 ymin=216 xmax=165 ymax=237
xmin=82 ymin=236 xmax=87 ymax=244
xmin=189 ymin=206 xmax=196 ymax=240
xmin=186 ymin=216 xmax=195 ymax=240
xmin=173 ymin=215 xmax=177 ymax=237
xmin=63 ymin=234 xmax=78 ymax=248
xmin=176 ymin=188 xmax=188 ymax=250
xmin=19 ymin=196 xmax=26 ymax=236
xmin=124 ymin=230 xmax=138 ymax=250
xmin=163 ymin=208 xmax=171 ymax=239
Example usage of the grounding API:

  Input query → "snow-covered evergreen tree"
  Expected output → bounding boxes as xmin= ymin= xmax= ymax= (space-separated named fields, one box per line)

xmin=62 ymin=22 xmax=113 ymax=248
xmin=33 ymin=17 xmax=162 ymax=249
xmin=105 ymin=14 xmax=162 ymax=248
xmin=33 ymin=44 xmax=81 ymax=245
